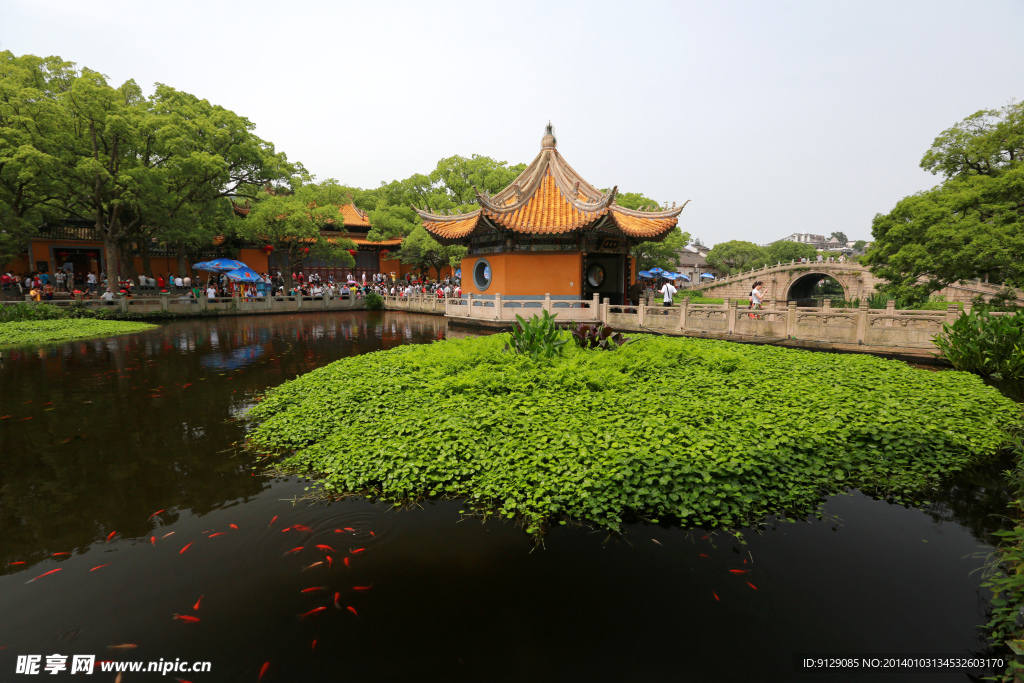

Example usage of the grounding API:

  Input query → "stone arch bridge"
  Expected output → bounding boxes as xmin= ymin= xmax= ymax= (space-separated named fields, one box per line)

xmin=691 ymin=261 xmax=1021 ymax=304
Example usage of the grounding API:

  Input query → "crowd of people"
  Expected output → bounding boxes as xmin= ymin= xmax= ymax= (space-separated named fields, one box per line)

xmin=3 ymin=267 xmax=464 ymax=302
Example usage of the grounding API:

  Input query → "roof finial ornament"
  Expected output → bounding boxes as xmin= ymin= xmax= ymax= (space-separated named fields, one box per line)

xmin=541 ymin=121 xmax=556 ymax=149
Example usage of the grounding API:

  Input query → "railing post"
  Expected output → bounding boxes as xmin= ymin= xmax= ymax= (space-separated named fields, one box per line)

xmin=467 ymin=293 xmax=474 ymax=318
xmin=822 ymin=298 xmax=831 ymax=312
xmin=495 ymin=293 xmax=503 ymax=321
xmin=592 ymin=292 xmax=600 ymax=321
xmin=543 ymin=293 xmax=551 ymax=315
xmin=679 ymin=296 xmax=688 ymax=330
xmin=787 ymin=301 xmax=797 ymax=339
xmin=601 ymin=300 xmax=609 ymax=325
xmin=885 ymin=299 xmax=895 ymax=327
xmin=945 ymin=303 xmax=959 ymax=325
xmin=855 ymin=300 xmax=868 ymax=343
xmin=160 ymin=293 xmax=169 ymax=311
xmin=638 ymin=302 xmax=645 ymax=327
xmin=119 ymin=296 xmax=128 ymax=313
xmin=727 ymin=299 xmax=737 ymax=334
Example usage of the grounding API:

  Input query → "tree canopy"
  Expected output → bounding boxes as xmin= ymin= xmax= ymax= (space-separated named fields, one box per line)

xmin=0 ymin=50 xmax=300 ymax=287
xmin=866 ymin=101 xmax=1024 ymax=302
xmin=706 ymin=240 xmax=770 ymax=274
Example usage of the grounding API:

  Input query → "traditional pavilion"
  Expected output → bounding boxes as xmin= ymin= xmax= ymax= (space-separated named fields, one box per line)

xmin=415 ymin=124 xmax=687 ymax=305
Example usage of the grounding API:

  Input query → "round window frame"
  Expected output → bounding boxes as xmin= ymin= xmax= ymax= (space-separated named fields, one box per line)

xmin=586 ymin=263 xmax=606 ymax=288
xmin=473 ymin=257 xmax=492 ymax=291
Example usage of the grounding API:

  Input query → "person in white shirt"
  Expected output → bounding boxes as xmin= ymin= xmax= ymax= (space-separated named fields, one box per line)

xmin=206 ymin=285 xmax=216 ymax=299
xmin=100 ymin=290 xmax=114 ymax=300
xmin=659 ymin=279 xmax=677 ymax=307
xmin=183 ymin=276 xmax=191 ymax=287
xmin=174 ymin=276 xmax=184 ymax=288
xmin=87 ymin=272 xmax=97 ymax=293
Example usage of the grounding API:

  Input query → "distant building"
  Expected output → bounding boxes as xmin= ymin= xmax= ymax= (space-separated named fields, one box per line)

xmin=675 ymin=241 xmax=722 ymax=282
xmin=769 ymin=232 xmax=831 ymax=249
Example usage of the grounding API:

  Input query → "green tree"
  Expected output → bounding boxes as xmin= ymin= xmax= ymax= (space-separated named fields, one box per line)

xmin=830 ymin=231 xmax=848 ymax=244
xmin=867 ymin=101 xmax=1024 ymax=302
xmin=396 ymin=225 xmax=460 ymax=280
xmin=764 ymin=240 xmax=818 ymax=263
xmin=706 ymin=240 xmax=769 ymax=275
xmin=853 ymin=239 xmax=867 ymax=252
xmin=236 ymin=182 xmax=355 ymax=291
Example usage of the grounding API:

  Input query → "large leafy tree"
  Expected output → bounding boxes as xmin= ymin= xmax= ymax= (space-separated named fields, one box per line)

xmin=0 ymin=52 xmax=75 ymax=264
xmin=395 ymin=225 xmax=462 ymax=280
xmin=0 ymin=51 xmax=300 ymax=289
xmin=706 ymin=240 xmax=769 ymax=275
xmin=235 ymin=182 xmax=355 ymax=291
xmin=867 ymin=101 xmax=1024 ymax=302
xmin=764 ymin=240 xmax=818 ymax=263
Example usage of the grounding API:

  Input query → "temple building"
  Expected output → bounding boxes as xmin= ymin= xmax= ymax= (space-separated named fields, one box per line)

xmin=415 ymin=124 xmax=687 ymax=305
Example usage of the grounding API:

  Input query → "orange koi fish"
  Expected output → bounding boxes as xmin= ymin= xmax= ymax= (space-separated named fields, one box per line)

xmin=728 ymin=569 xmax=749 ymax=574
xmin=301 ymin=587 xmax=325 ymax=594
xmin=106 ymin=531 xmax=117 ymax=542
xmin=349 ymin=548 xmax=365 ymax=555
xmin=334 ymin=592 xmax=341 ymax=609
xmin=311 ymin=639 xmax=317 ymax=651
xmin=173 ymin=614 xmax=200 ymax=623
xmin=268 ymin=516 xmax=278 ymax=528
xmin=651 ymin=539 xmax=662 ymax=545
xmin=52 ymin=552 xmax=70 ymax=556
xmin=162 ymin=532 xmax=175 ymax=538
xmin=107 ymin=644 xmax=138 ymax=650
xmin=369 ymin=531 xmax=375 ymax=537
xmin=27 ymin=568 xmax=62 ymax=583
xmin=347 ymin=606 xmax=358 ymax=617
xmin=325 ymin=556 xmax=332 ymax=568
xmin=209 ymin=533 xmax=225 ymax=538
xmin=193 ymin=595 xmax=203 ymax=610
xmin=284 ymin=547 xmax=304 ymax=556
xmin=297 ymin=606 xmax=326 ymax=619
xmin=229 ymin=524 xmax=238 ymax=530
xmin=149 ymin=509 xmax=166 ymax=518
xmin=259 ymin=662 xmax=270 ymax=681
xmin=150 ymin=536 xmax=156 ymax=545
xmin=352 ymin=585 xmax=372 ymax=591
xmin=713 ymin=592 xmax=720 ymax=601
xmin=315 ymin=545 xmax=335 ymax=553
xmin=344 ymin=557 xmax=350 ymax=567
xmin=746 ymin=582 xmax=758 ymax=590
xmin=699 ymin=554 xmax=709 ymax=558
xmin=90 ymin=564 xmax=110 ymax=572
xmin=293 ymin=524 xmax=312 ymax=532
xmin=7 ymin=561 xmax=25 ymax=566
xmin=302 ymin=562 xmax=323 ymax=571
xmin=180 ymin=543 xmax=193 ymax=554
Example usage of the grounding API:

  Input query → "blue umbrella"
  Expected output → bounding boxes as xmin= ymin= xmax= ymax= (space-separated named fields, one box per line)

xmin=700 ymin=273 xmax=715 ymax=279
xmin=455 ymin=269 xmax=462 ymax=278
xmin=195 ymin=258 xmax=247 ymax=272
xmin=648 ymin=267 xmax=666 ymax=276
xmin=677 ymin=273 xmax=691 ymax=282
xmin=638 ymin=271 xmax=654 ymax=279
xmin=224 ymin=266 xmax=261 ymax=283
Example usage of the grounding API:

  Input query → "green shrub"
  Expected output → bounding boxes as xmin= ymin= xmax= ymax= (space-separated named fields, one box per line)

xmin=0 ymin=302 xmax=66 ymax=323
xmin=365 ymin=292 xmax=384 ymax=311
xmin=247 ymin=334 xmax=1020 ymax=535
xmin=933 ymin=310 xmax=1024 ymax=381
xmin=504 ymin=310 xmax=567 ymax=359
xmin=0 ymin=319 xmax=157 ymax=347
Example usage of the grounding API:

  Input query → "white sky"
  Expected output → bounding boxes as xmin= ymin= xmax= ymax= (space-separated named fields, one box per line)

xmin=3 ymin=0 xmax=1022 ymax=246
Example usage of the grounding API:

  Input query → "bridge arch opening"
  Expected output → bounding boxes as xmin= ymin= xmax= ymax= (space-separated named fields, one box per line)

xmin=786 ymin=272 xmax=847 ymax=304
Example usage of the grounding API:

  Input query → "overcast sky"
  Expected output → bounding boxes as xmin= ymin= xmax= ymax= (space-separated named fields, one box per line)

xmin=3 ymin=0 xmax=1022 ymax=246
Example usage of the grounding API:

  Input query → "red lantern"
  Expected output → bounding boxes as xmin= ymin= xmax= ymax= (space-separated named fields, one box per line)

xmin=379 ymin=249 xmax=390 ymax=258
xmin=347 ymin=249 xmax=357 ymax=256
xmin=303 ymin=247 xmax=310 ymax=254
xmin=262 ymin=245 xmax=274 ymax=254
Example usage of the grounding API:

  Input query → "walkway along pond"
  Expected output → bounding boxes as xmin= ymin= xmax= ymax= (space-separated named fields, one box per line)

xmin=0 ymin=311 xmax=1015 ymax=681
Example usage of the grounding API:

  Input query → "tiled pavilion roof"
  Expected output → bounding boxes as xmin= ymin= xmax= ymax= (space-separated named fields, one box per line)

xmin=415 ymin=124 xmax=688 ymax=245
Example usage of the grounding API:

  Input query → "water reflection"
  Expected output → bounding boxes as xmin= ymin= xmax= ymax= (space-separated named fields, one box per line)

xmin=0 ymin=312 xmax=446 ymax=570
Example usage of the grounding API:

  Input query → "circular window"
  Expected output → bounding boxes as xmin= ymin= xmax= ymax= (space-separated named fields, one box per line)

xmin=473 ymin=258 xmax=492 ymax=291
xmin=586 ymin=263 xmax=605 ymax=288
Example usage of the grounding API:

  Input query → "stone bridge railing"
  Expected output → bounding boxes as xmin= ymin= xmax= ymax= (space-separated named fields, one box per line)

xmin=2 ymin=292 xmax=366 ymax=315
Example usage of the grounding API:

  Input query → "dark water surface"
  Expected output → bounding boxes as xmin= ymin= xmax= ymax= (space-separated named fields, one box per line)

xmin=0 ymin=312 xmax=1010 ymax=682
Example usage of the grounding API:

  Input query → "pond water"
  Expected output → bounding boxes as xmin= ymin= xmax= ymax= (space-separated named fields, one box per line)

xmin=0 ymin=312 xmax=1012 ymax=681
